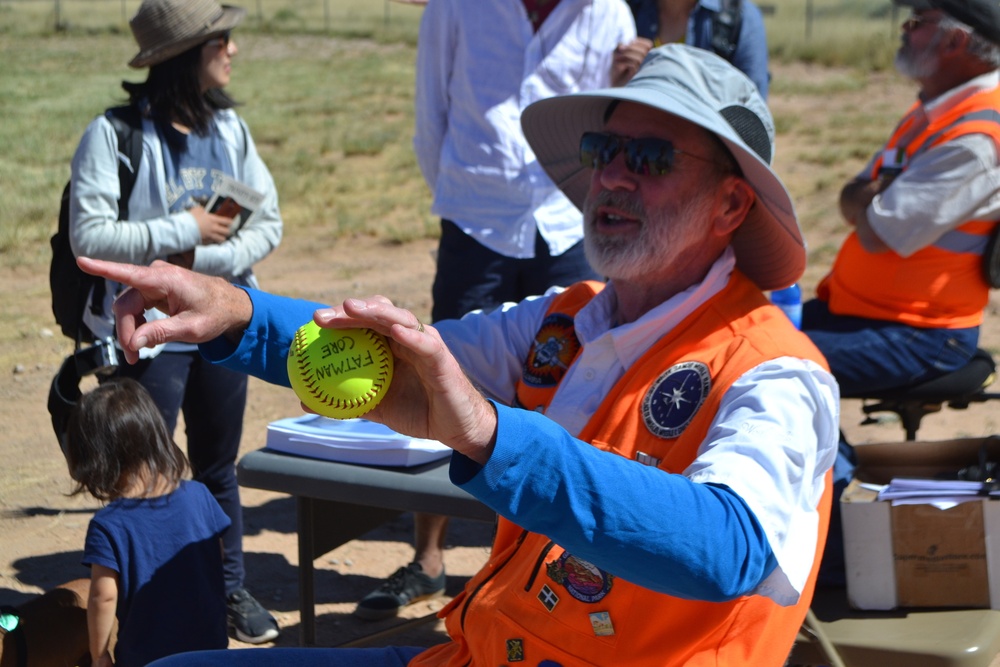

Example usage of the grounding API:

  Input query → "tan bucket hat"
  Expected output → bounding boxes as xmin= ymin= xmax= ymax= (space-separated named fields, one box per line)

xmin=521 ymin=44 xmax=804 ymax=291
xmin=128 ymin=0 xmax=246 ymax=68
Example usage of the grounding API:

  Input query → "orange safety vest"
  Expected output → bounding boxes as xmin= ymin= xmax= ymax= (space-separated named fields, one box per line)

xmin=817 ymin=86 xmax=1000 ymax=328
xmin=411 ymin=273 xmax=832 ymax=667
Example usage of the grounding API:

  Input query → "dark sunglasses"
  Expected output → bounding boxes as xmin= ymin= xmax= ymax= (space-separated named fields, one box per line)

xmin=579 ymin=131 xmax=719 ymax=176
xmin=205 ymin=30 xmax=232 ymax=48
xmin=901 ymin=14 xmax=941 ymax=32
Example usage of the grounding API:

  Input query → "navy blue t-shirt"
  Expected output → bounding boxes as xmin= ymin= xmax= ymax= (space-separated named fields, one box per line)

xmin=160 ymin=121 xmax=233 ymax=213
xmin=83 ymin=479 xmax=231 ymax=667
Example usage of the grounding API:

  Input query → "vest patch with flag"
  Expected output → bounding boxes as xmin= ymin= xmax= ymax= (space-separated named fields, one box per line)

xmin=522 ymin=313 xmax=580 ymax=387
xmin=642 ymin=361 xmax=711 ymax=439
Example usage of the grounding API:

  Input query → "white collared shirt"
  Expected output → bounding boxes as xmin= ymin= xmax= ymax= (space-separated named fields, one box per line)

xmin=413 ymin=0 xmax=636 ymax=259
xmin=866 ymin=70 xmax=1000 ymax=256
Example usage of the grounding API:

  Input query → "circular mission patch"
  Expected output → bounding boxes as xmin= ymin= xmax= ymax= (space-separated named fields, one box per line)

xmin=641 ymin=361 xmax=711 ymax=439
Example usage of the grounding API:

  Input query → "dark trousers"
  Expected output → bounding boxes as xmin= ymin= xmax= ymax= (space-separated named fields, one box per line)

xmin=431 ymin=219 xmax=600 ymax=322
xmin=800 ymin=298 xmax=979 ymax=396
xmin=115 ymin=350 xmax=248 ymax=593
xmin=801 ymin=298 xmax=979 ymax=585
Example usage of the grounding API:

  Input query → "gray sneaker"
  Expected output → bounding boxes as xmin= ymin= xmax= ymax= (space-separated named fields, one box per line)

xmin=227 ymin=587 xmax=279 ymax=644
xmin=354 ymin=563 xmax=446 ymax=621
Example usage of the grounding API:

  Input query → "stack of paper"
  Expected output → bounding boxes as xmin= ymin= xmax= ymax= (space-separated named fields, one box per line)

xmin=265 ymin=415 xmax=452 ymax=467
xmin=875 ymin=477 xmax=997 ymax=508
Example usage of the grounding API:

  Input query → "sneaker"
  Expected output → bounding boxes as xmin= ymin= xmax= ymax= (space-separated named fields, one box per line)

xmin=354 ymin=562 xmax=446 ymax=621
xmin=227 ymin=587 xmax=279 ymax=644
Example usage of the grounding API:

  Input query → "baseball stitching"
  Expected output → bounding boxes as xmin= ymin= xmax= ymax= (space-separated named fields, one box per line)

xmin=291 ymin=327 xmax=392 ymax=411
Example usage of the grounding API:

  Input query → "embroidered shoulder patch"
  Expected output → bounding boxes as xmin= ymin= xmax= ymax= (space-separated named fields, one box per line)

xmin=642 ymin=361 xmax=711 ymax=439
xmin=546 ymin=553 xmax=614 ymax=603
xmin=506 ymin=638 xmax=525 ymax=662
xmin=522 ymin=313 xmax=580 ymax=387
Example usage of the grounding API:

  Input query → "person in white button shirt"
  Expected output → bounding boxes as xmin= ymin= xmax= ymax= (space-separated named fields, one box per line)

xmin=364 ymin=0 xmax=638 ymax=621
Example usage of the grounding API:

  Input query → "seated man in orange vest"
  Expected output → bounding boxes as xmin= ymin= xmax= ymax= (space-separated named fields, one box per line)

xmin=803 ymin=0 xmax=1000 ymax=397
xmin=81 ymin=44 xmax=839 ymax=667
xmin=801 ymin=0 xmax=1000 ymax=586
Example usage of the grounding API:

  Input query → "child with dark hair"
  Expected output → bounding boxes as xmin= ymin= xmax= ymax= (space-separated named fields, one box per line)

xmin=66 ymin=378 xmax=231 ymax=667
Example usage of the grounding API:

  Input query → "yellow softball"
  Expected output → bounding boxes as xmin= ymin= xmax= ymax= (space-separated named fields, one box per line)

xmin=286 ymin=321 xmax=394 ymax=419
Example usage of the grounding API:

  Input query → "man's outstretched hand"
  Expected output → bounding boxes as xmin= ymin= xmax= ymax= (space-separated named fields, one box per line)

xmin=77 ymin=258 xmax=498 ymax=463
xmin=315 ymin=297 xmax=499 ymax=465
xmin=76 ymin=257 xmax=253 ymax=365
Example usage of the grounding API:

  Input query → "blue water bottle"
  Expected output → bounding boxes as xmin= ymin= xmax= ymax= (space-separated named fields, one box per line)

xmin=771 ymin=283 xmax=802 ymax=329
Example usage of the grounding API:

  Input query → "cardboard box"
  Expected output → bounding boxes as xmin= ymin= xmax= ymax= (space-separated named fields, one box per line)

xmin=841 ymin=436 xmax=1000 ymax=610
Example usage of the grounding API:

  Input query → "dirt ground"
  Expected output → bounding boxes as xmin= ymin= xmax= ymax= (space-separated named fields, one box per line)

xmin=2 ymin=60 xmax=1000 ymax=653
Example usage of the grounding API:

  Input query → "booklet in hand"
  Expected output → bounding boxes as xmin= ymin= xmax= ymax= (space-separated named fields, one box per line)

xmin=206 ymin=171 xmax=265 ymax=237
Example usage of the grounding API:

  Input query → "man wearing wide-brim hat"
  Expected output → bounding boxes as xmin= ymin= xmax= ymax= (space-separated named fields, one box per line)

xmin=84 ymin=44 xmax=840 ymax=667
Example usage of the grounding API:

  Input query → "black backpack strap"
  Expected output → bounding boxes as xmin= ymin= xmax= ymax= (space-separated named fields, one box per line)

xmin=710 ymin=0 xmax=743 ymax=62
xmin=105 ymin=104 xmax=143 ymax=220
xmin=88 ymin=105 xmax=143 ymax=320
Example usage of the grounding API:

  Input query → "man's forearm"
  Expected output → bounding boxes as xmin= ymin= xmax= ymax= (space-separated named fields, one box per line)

xmin=839 ymin=177 xmax=890 ymax=252
xmin=839 ymin=177 xmax=880 ymax=226
xmin=202 ymin=287 xmax=326 ymax=388
xmin=454 ymin=404 xmax=778 ymax=601
xmin=221 ymin=283 xmax=254 ymax=343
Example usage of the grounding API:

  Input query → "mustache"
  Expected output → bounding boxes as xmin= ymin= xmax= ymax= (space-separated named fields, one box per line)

xmin=585 ymin=190 xmax=646 ymax=220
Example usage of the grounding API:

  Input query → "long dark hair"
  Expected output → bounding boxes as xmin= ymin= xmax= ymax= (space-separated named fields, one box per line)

xmin=122 ymin=39 xmax=239 ymax=136
xmin=65 ymin=377 xmax=188 ymax=501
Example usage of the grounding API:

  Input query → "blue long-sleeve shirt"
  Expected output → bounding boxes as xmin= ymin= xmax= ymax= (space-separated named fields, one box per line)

xmin=202 ymin=269 xmax=839 ymax=603
xmin=200 ymin=289 xmax=775 ymax=600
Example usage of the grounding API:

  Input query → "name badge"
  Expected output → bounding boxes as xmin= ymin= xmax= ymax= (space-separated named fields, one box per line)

xmin=880 ymin=147 xmax=906 ymax=175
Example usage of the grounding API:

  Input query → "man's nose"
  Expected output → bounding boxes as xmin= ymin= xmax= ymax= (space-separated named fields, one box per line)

xmin=597 ymin=150 xmax=638 ymax=192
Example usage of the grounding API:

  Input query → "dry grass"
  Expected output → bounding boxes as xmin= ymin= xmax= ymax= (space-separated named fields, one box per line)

xmin=0 ymin=30 xmax=434 ymax=266
xmin=0 ymin=0 xmax=909 ymax=268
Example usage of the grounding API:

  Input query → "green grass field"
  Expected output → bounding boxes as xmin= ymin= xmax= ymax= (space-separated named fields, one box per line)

xmin=0 ymin=0 xmax=904 ymax=269
xmin=767 ymin=0 xmax=903 ymax=69
xmin=0 ymin=31 xmax=433 ymax=263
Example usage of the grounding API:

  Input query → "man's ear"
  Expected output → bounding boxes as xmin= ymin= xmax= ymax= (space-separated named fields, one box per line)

xmin=713 ymin=177 xmax=755 ymax=237
xmin=943 ymin=26 xmax=971 ymax=55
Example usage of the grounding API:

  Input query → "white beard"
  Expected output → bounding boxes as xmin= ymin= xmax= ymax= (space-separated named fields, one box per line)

xmin=895 ymin=33 xmax=942 ymax=80
xmin=582 ymin=188 xmax=715 ymax=284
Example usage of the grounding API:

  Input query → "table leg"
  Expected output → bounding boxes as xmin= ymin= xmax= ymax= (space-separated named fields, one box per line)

xmin=294 ymin=497 xmax=405 ymax=646
xmin=298 ymin=496 xmax=317 ymax=646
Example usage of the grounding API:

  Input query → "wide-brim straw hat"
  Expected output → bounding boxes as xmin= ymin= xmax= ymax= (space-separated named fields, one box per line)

xmin=128 ymin=0 xmax=246 ymax=68
xmin=520 ymin=43 xmax=803 ymax=291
